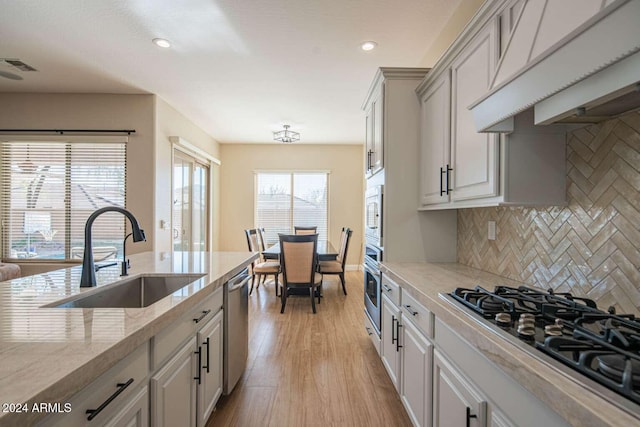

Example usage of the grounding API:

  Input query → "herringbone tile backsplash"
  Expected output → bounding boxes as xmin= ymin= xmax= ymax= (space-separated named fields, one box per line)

xmin=457 ymin=111 xmax=640 ymax=315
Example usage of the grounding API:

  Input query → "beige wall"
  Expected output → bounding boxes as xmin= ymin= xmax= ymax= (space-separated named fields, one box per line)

xmin=0 ymin=93 xmax=155 ymax=255
xmin=154 ymin=97 xmax=221 ymax=252
xmin=0 ymin=93 xmax=222 ymax=264
xmin=219 ymin=143 xmax=364 ymax=266
xmin=419 ymin=0 xmax=485 ymax=67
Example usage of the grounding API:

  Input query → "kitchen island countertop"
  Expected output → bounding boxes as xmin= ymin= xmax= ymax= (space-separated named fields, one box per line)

xmin=381 ymin=261 xmax=640 ymax=427
xmin=0 ymin=251 xmax=257 ymax=427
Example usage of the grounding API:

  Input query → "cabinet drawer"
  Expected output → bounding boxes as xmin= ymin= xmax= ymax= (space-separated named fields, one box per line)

xmin=364 ymin=310 xmax=381 ymax=356
xmin=381 ymin=274 xmax=401 ymax=307
xmin=153 ymin=287 xmax=223 ymax=370
xmin=40 ymin=342 xmax=149 ymax=427
xmin=401 ymin=290 xmax=433 ymax=339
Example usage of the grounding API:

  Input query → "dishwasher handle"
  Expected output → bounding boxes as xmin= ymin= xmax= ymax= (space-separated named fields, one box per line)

xmin=228 ymin=274 xmax=250 ymax=292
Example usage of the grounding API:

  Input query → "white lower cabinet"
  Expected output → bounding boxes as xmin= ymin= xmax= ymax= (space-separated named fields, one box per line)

xmin=37 ymin=343 xmax=150 ymax=427
xmin=400 ymin=316 xmax=433 ymax=427
xmin=151 ymin=336 xmax=198 ymax=427
xmin=381 ymin=293 xmax=402 ymax=391
xmin=433 ymin=349 xmax=487 ymax=427
xmin=197 ymin=309 xmax=224 ymax=426
xmin=104 ymin=385 xmax=149 ymax=427
xmin=151 ymin=289 xmax=225 ymax=427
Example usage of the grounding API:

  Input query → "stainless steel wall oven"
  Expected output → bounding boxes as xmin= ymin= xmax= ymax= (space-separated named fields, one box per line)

xmin=363 ymin=243 xmax=382 ymax=335
xmin=365 ymin=185 xmax=383 ymax=248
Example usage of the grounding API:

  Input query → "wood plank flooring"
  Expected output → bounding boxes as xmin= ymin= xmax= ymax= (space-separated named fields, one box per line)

xmin=206 ymin=271 xmax=412 ymax=427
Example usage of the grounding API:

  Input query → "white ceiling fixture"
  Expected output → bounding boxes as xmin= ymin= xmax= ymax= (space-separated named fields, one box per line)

xmin=0 ymin=0 xmax=465 ymax=144
xmin=273 ymin=125 xmax=300 ymax=143
xmin=152 ymin=38 xmax=171 ymax=48
xmin=361 ymin=41 xmax=377 ymax=51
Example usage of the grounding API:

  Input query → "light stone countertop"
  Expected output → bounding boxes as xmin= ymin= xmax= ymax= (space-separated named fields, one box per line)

xmin=0 ymin=251 xmax=257 ymax=427
xmin=381 ymin=261 xmax=640 ymax=427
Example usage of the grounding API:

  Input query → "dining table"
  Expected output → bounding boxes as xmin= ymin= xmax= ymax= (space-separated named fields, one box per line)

xmin=262 ymin=240 xmax=337 ymax=261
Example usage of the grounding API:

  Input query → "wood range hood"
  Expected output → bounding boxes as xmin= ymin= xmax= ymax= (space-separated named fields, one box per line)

xmin=470 ymin=0 xmax=640 ymax=133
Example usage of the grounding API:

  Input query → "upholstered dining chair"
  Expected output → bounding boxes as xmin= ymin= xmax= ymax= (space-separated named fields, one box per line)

xmin=294 ymin=226 xmax=317 ymax=235
xmin=278 ymin=233 xmax=323 ymax=314
xmin=245 ymin=229 xmax=280 ymax=296
xmin=318 ymin=227 xmax=352 ymax=295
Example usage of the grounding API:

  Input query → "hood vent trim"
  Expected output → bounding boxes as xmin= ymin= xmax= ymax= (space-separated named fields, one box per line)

xmin=470 ymin=0 xmax=640 ymax=132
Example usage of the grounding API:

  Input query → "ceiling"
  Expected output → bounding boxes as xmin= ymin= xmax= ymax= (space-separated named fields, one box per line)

xmin=0 ymin=0 xmax=464 ymax=144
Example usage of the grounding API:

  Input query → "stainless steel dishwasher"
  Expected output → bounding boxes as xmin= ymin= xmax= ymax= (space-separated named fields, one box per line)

xmin=223 ymin=268 xmax=250 ymax=394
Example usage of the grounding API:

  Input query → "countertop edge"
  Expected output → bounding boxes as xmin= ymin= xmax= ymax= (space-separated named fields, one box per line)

xmin=381 ymin=261 xmax=640 ymax=427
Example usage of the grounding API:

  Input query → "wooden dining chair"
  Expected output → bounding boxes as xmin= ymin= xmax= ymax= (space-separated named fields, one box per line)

xmin=318 ymin=227 xmax=352 ymax=295
xmin=245 ymin=228 xmax=280 ymax=296
xmin=278 ymin=233 xmax=323 ymax=314
xmin=294 ymin=226 xmax=317 ymax=235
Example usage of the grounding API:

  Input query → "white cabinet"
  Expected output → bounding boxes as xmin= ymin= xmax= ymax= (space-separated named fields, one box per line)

xmin=151 ymin=337 xmax=198 ymax=427
xmin=400 ymin=315 xmax=433 ymax=427
xmin=419 ymin=72 xmax=451 ymax=206
xmin=433 ymin=349 xmax=487 ymax=427
xmin=38 ymin=343 xmax=150 ymax=427
xmin=151 ymin=287 xmax=225 ymax=427
xmin=364 ymin=83 xmax=384 ymax=177
xmin=418 ymin=8 xmax=567 ymax=210
xmin=197 ymin=309 xmax=224 ymax=427
xmin=419 ymin=23 xmax=499 ymax=209
xmin=450 ymin=23 xmax=499 ymax=202
xmin=105 ymin=385 xmax=149 ymax=427
xmin=380 ymin=293 xmax=402 ymax=391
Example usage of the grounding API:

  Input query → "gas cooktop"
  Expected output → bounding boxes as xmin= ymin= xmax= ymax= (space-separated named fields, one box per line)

xmin=448 ymin=285 xmax=640 ymax=406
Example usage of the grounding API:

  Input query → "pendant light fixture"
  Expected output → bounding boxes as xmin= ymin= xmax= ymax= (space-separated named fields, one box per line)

xmin=273 ymin=124 xmax=300 ymax=143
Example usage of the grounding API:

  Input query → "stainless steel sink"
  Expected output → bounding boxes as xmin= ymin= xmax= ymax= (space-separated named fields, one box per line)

xmin=48 ymin=274 xmax=206 ymax=308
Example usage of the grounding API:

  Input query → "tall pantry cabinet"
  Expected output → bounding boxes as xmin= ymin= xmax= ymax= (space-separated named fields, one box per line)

xmin=362 ymin=68 xmax=457 ymax=263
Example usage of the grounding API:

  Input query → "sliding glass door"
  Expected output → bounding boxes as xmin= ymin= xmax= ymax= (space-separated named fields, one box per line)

xmin=173 ymin=150 xmax=209 ymax=253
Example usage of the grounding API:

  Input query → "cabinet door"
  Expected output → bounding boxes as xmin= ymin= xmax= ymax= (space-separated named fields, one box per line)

xmin=433 ymin=350 xmax=487 ymax=427
xmin=380 ymin=294 xmax=401 ymax=391
xmin=151 ymin=337 xmax=197 ymax=427
xmin=197 ymin=309 xmax=224 ymax=427
xmin=450 ymin=23 xmax=499 ymax=202
xmin=400 ymin=318 xmax=433 ymax=427
xmin=419 ymin=72 xmax=451 ymax=206
xmin=365 ymin=85 xmax=384 ymax=176
xmin=104 ymin=385 xmax=149 ymax=427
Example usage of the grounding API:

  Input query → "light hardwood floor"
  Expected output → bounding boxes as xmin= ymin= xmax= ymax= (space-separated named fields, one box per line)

xmin=206 ymin=271 xmax=413 ymax=427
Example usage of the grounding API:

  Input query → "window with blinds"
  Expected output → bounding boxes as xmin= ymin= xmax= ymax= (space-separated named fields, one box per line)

xmin=0 ymin=139 xmax=127 ymax=261
xmin=255 ymin=172 xmax=328 ymax=245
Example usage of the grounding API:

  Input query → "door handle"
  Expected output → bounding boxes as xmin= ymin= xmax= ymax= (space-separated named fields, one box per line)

xmin=466 ymin=407 xmax=477 ymax=427
xmin=446 ymin=164 xmax=453 ymax=195
xmin=440 ymin=167 xmax=445 ymax=196
xmin=194 ymin=346 xmax=202 ymax=384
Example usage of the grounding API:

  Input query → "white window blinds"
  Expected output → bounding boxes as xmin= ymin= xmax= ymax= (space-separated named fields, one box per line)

xmin=255 ymin=172 xmax=328 ymax=245
xmin=1 ymin=139 xmax=127 ymax=260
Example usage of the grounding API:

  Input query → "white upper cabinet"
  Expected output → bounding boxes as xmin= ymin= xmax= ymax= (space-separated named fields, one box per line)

xmin=364 ymin=83 xmax=384 ymax=177
xmin=419 ymin=72 xmax=451 ymax=206
xmin=417 ymin=0 xmax=567 ymax=210
xmin=450 ymin=23 xmax=499 ymax=202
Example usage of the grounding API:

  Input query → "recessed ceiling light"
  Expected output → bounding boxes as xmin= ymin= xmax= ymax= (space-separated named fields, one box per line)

xmin=361 ymin=41 xmax=377 ymax=51
xmin=153 ymin=38 xmax=171 ymax=48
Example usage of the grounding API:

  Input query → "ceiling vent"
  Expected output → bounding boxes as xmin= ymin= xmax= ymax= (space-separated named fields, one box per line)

xmin=2 ymin=59 xmax=38 ymax=72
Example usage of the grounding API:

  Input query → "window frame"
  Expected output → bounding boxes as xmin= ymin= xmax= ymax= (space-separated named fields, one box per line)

xmin=0 ymin=135 xmax=128 ymax=262
xmin=254 ymin=170 xmax=330 ymax=245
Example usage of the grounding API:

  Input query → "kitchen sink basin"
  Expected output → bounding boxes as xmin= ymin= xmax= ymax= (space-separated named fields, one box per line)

xmin=48 ymin=274 xmax=206 ymax=308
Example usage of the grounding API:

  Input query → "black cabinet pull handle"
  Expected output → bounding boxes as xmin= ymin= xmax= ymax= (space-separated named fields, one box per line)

xmin=367 ymin=149 xmax=373 ymax=171
xmin=404 ymin=305 xmax=418 ymax=316
xmin=193 ymin=309 xmax=211 ymax=323
xmin=391 ymin=315 xmax=397 ymax=344
xmin=382 ymin=284 xmax=392 ymax=292
xmin=194 ymin=346 xmax=202 ymax=384
xmin=439 ymin=167 xmax=445 ymax=196
xmin=396 ymin=322 xmax=403 ymax=351
xmin=466 ymin=407 xmax=477 ymax=427
xmin=365 ymin=326 xmax=373 ymax=336
xmin=203 ymin=337 xmax=210 ymax=373
xmin=446 ymin=164 xmax=453 ymax=195
xmin=86 ymin=378 xmax=134 ymax=421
